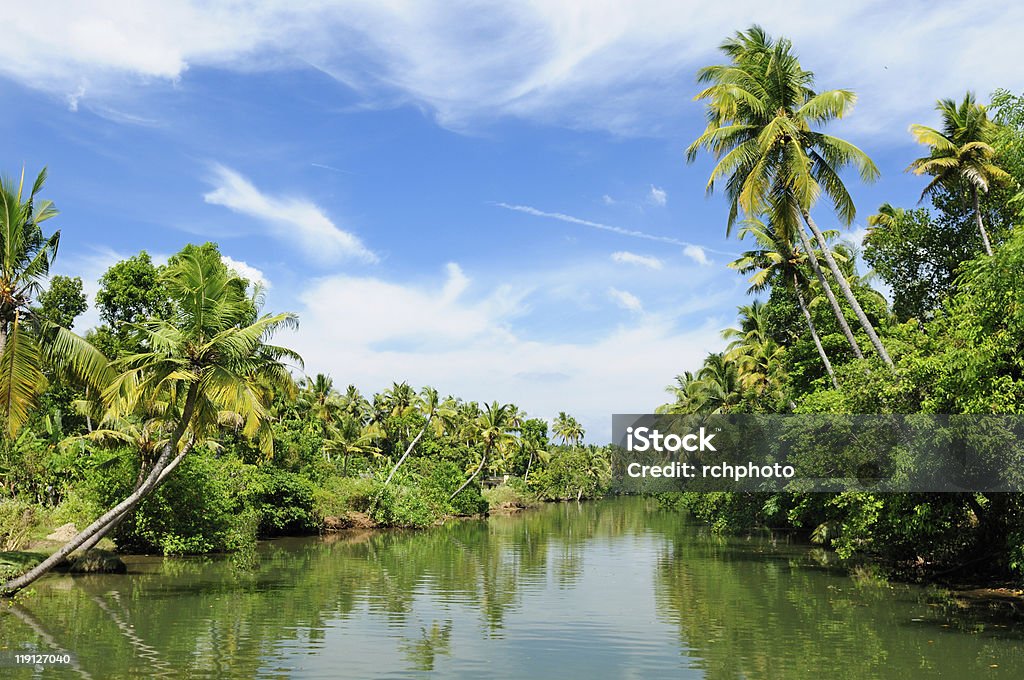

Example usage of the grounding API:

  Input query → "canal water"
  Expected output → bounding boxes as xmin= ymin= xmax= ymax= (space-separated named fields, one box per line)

xmin=1 ymin=497 xmax=1021 ymax=678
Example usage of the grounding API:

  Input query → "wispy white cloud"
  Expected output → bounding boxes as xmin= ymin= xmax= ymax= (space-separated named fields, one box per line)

xmin=498 ymin=202 xmax=733 ymax=255
xmin=289 ymin=261 xmax=726 ymax=440
xmin=310 ymin=162 xmax=353 ymax=174
xmin=608 ymin=287 xmax=643 ymax=312
xmin=602 ymin=194 xmax=616 ymax=205
xmin=203 ymin=164 xmax=377 ymax=265
xmin=683 ymin=244 xmax=710 ymax=266
xmin=221 ymin=255 xmax=271 ymax=289
xmin=611 ymin=251 xmax=663 ymax=270
xmin=649 ymin=185 xmax=667 ymax=206
xmin=4 ymin=2 xmax=1023 ymax=137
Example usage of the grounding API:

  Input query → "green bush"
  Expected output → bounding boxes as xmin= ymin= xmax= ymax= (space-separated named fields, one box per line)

xmin=483 ymin=484 xmax=536 ymax=511
xmin=408 ymin=458 xmax=487 ymax=516
xmin=312 ymin=476 xmax=376 ymax=520
xmin=89 ymin=450 xmax=240 ymax=555
xmin=50 ymin=488 xmax=103 ymax=529
xmin=238 ymin=466 xmax=318 ymax=536
xmin=366 ymin=482 xmax=436 ymax=528
xmin=0 ymin=499 xmax=36 ymax=551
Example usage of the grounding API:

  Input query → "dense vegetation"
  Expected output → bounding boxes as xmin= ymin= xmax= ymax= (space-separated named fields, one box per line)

xmin=661 ymin=27 xmax=1024 ymax=584
xmin=0 ymin=191 xmax=612 ymax=592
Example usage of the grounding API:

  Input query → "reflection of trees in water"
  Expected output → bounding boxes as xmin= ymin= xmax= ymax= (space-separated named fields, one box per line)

xmin=400 ymin=620 xmax=452 ymax=671
xmin=651 ymin=521 xmax=1024 ymax=680
xmin=0 ymin=500 xmax=649 ymax=678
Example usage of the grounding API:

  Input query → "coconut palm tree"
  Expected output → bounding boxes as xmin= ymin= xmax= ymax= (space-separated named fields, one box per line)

xmin=659 ymin=371 xmax=707 ymax=414
xmin=687 ymin=26 xmax=892 ymax=368
xmin=298 ymin=373 xmax=343 ymax=461
xmin=722 ymin=301 xmax=787 ymax=399
xmin=339 ymin=384 xmax=370 ymax=424
xmin=908 ymin=93 xmax=1013 ymax=256
xmin=552 ymin=412 xmax=585 ymax=449
xmin=0 ymin=167 xmax=112 ymax=437
xmin=384 ymin=386 xmax=455 ymax=486
xmin=866 ymin=202 xmax=905 ymax=233
xmin=729 ymin=217 xmax=839 ymax=388
xmin=2 ymin=246 xmax=301 ymax=595
xmin=695 ymin=353 xmax=743 ymax=414
xmin=449 ymin=401 xmax=518 ymax=502
xmin=328 ymin=415 xmax=380 ymax=477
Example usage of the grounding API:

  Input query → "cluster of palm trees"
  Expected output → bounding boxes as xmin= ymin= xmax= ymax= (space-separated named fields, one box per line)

xmin=1 ymin=167 xmax=603 ymax=594
xmin=679 ymin=26 xmax=1018 ymax=402
xmin=1 ymin=187 xmax=301 ymax=594
xmin=286 ymin=378 xmax=599 ymax=503
xmin=288 ymin=377 xmax=525 ymax=494
xmin=552 ymin=412 xmax=584 ymax=448
xmin=662 ymin=329 xmax=780 ymax=416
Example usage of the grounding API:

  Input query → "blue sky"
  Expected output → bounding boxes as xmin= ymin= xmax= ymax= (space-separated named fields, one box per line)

xmin=5 ymin=1 xmax=1024 ymax=441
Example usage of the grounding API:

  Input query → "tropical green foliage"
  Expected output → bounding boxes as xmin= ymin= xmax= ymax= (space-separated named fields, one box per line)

xmin=908 ymin=93 xmax=1015 ymax=255
xmin=663 ymin=29 xmax=1024 ymax=583
xmin=0 ymin=168 xmax=112 ymax=437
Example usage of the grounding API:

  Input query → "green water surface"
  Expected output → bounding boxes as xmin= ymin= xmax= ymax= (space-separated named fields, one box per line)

xmin=1 ymin=497 xmax=1021 ymax=678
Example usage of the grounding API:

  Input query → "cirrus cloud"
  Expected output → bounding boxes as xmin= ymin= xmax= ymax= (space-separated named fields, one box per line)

xmin=2 ymin=2 xmax=1023 ymax=138
xmin=611 ymin=251 xmax=663 ymax=270
xmin=203 ymin=164 xmax=377 ymax=265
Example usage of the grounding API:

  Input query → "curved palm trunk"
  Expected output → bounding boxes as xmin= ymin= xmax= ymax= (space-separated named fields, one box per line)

xmin=524 ymin=452 xmax=534 ymax=483
xmin=801 ymin=210 xmax=894 ymax=369
xmin=794 ymin=225 xmax=864 ymax=359
xmin=449 ymin=447 xmax=488 ymax=502
xmin=794 ymin=274 xmax=838 ymax=389
xmin=2 ymin=384 xmax=199 ymax=596
xmin=384 ymin=415 xmax=431 ymax=486
xmin=972 ymin=187 xmax=994 ymax=256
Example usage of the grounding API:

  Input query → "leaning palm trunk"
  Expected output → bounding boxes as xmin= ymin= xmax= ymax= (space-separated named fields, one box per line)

xmin=449 ymin=448 xmax=488 ymax=502
xmin=801 ymin=211 xmax=895 ymax=369
xmin=972 ymin=187 xmax=994 ymax=256
xmin=74 ymin=442 xmax=193 ymax=555
xmin=524 ymin=453 xmax=534 ymax=483
xmin=384 ymin=415 xmax=432 ymax=486
xmin=1 ymin=386 xmax=199 ymax=596
xmin=794 ymin=273 xmax=839 ymax=389
xmin=794 ymin=225 xmax=864 ymax=359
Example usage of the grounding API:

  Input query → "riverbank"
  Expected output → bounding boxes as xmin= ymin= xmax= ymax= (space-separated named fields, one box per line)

xmin=0 ymin=482 xmax=547 ymax=585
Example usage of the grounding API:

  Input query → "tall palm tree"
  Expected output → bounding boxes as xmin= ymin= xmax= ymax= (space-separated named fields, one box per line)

xmin=0 ymin=168 xmax=112 ymax=437
xmin=695 ymin=353 xmax=743 ymax=414
xmin=449 ymin=401 xmax=517 ymax=501
xmin=298 ymin=373 xmax=343 ymax=461
xmin=659 ymin=371 xmax=707 ymax=414
xmin=328 ymin=415 xmax=380 ymax=477
xmin=722 ymin=301 xmax=787 ymax=399
xmin=729 ymin=217 xmax=839 ymax=388
xmin=687 ymin=26 xmax=893 ymax=368
xmin=908 ymin=93 xmax=1013 ymax=256
xmin=866 ymin=202 xmax=905 ymax=233
xmin=2 ymin=246 xmax=301 ymax=595
xmin=552 ymin=411 xmax=585 ymax=449
xmin=384 ymin=386 xmax=454 ymax=486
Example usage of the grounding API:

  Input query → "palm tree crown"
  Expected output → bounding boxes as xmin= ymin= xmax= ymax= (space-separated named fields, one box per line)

xmin=0 ymin=167 xmax=112 ymax=436
xmin=104 ymin=246 xmax=301 ymax=454
xmin=908 ymin=92 xmax=1013 ymax=256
